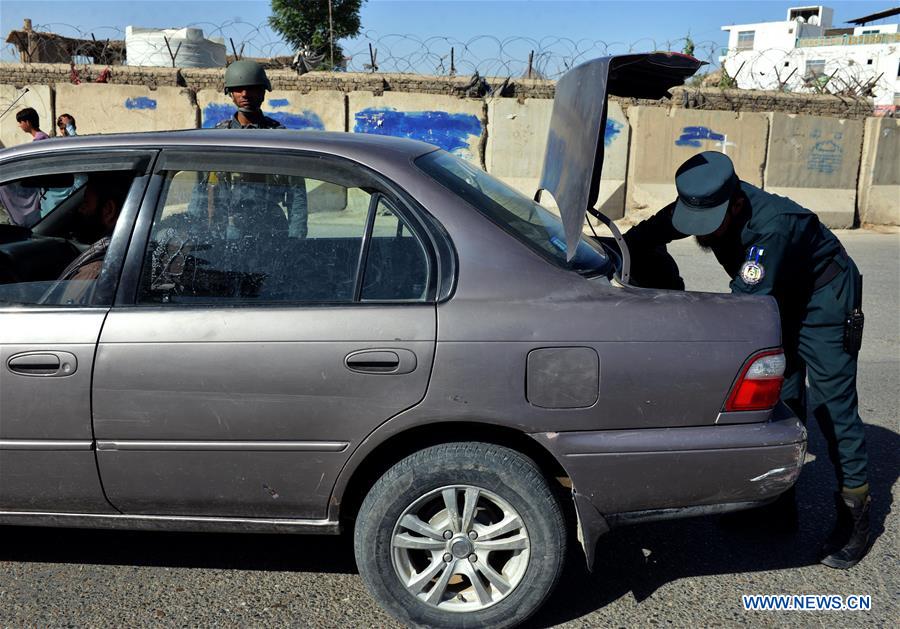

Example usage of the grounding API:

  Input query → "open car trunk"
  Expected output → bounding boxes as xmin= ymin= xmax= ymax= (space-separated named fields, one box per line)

xmin=537 ymin=53 xmax=704 ymax=272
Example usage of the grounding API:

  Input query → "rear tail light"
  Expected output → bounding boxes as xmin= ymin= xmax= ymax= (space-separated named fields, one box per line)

xmin=724 ymin=350 xmax=786 ymax=412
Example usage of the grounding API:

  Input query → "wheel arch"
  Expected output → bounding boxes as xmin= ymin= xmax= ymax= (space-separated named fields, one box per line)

xmin=332 ymin=421 xmax=572 ymax=529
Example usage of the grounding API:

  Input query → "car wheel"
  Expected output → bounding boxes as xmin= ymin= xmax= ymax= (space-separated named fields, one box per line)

xmin=354 ymin=442 xmax=566 ymax=628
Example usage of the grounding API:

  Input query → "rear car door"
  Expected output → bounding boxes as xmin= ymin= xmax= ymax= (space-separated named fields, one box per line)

xmin=0 ymin=150 xmax=154 ymax=512
xmin=93 ymin=148 xmax=438 ymax=519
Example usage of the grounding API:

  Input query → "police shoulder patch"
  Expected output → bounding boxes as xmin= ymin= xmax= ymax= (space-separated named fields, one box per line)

xmin=740 ymin=260 xmax=765 ymax=285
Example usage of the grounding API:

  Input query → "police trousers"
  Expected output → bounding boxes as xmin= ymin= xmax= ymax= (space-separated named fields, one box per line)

xmin=780 ymin=258 xmax=868 ymax=489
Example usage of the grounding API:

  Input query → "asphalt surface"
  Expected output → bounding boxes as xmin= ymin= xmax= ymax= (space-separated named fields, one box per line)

xmin=1 ymin=230 xmax=897 ymax=628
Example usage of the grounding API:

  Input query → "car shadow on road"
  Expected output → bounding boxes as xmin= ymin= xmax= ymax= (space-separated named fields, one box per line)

xmin=527 ymin=423 xmax=898 ymax=627
xmin=0 ymin=525 xmax=360 ymax=574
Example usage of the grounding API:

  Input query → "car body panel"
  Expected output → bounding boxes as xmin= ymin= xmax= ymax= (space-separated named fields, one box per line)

xmin=0 ymin=311 xmax=111 ymax=512
xmin=93 ymin=306 xmax=435 ymax=517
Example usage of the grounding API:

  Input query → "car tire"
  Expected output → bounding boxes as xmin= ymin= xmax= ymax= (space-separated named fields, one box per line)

xmin=354 ymin=442 xmax=566 ymax=628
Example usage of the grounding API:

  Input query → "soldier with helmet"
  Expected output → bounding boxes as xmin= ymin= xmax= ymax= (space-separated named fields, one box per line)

xmin=197 ymin=59 xmax=308 ymax=238
xmin=217 ymin=59 xmax=284 ymax=130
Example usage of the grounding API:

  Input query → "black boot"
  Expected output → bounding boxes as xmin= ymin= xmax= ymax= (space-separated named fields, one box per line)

xmin=820 ymin=491 xmax=871 ymax=569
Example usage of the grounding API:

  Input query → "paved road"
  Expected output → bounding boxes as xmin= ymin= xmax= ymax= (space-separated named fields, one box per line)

xmin=1 ymin=231 xmax=897 ymax=627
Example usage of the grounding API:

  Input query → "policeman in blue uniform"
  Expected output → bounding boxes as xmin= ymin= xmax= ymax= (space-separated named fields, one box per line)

xmin=624 ymin=151 xmax=870 ymax=569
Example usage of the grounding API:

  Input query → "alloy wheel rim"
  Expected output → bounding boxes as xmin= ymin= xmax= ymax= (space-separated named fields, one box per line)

xmin=390 ymin=484 xmax=531 ymax=612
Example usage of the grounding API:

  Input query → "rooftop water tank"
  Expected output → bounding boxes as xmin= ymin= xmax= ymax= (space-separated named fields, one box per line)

xmin=126 ymin=26 xmax=227 ymax=68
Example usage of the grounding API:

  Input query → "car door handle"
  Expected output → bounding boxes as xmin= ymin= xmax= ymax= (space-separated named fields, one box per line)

xmin=7 ymin=352 xmax=78 ymax=377
xmin=345 ymin=349 xmax=417 ymax=375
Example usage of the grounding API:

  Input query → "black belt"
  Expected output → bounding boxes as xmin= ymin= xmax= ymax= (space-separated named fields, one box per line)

xmin=813 ymin=250 xmax=848 ymax=291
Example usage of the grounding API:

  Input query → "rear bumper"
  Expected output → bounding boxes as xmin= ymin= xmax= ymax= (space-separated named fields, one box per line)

xmin=531 ymin=402 xmax=806 ymax=566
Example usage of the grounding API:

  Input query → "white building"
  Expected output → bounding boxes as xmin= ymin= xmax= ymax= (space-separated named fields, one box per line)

xmin=721 ymin=5 xmax=900 ymax=112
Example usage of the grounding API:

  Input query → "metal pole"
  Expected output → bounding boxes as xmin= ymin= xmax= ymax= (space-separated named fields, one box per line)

xmin=0 ymin=87 xmax=29 ymax=120
xmin=328 ymin=0 xmax=335 ymax=70
xmin=527 ymin=50 xmax=534 ymax=79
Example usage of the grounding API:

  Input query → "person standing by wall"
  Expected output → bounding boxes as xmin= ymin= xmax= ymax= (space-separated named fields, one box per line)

xmin=16 ymin=108 xmax=49 ymax=141
xmin=56 ymin=114 xmax=77 ymax=137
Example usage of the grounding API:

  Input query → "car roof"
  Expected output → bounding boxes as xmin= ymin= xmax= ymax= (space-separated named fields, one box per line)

xmin=0 ymin=129 xmax=440 ymax=166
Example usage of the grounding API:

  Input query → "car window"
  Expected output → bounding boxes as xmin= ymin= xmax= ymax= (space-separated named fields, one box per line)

xmin=361 ymin=197 xmax=429 ymax=301
xmin=415 ymin=150 xmax=612 ymax=276
xmin=0 ymin=171 xmax=138 ymax=307
xmin=140 ymin=168 xmax=429 ymax=304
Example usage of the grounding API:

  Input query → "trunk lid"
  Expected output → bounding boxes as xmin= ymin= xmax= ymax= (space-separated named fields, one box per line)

xmin=538 ymin=53 xmax=704 ymax=259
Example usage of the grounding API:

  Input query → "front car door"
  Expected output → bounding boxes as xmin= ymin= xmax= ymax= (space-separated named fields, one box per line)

xmin=93 ymin=148 xmax=438 ymax=519
xmin=0 ymin=149 xmax=154 ymax=513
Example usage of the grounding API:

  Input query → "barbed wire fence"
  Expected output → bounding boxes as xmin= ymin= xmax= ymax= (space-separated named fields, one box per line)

xmin=4 ymin=21 xmax=723 ymax=78
xmin=2 ymin=21 xmax=888 ymax=103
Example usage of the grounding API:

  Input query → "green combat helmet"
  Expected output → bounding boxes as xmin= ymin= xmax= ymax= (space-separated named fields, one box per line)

xmin=223 ymin=60 xmax=272 ymax=94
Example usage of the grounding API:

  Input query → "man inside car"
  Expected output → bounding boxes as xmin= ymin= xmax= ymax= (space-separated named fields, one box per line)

xmin=55 ymin=174 xmax=132 ymax=303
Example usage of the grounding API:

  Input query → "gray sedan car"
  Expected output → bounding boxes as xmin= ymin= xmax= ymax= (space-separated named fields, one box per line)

xmin=0 ymin=54 xmax=806 ymax=628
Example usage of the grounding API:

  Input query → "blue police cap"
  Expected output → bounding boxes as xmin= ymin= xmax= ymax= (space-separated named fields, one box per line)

xmin=672 ymin=151 xmax=739 ymax=236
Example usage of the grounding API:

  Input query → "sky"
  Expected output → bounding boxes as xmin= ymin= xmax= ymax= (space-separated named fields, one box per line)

xmin=1 ymin=0 xmax=895 ymax=73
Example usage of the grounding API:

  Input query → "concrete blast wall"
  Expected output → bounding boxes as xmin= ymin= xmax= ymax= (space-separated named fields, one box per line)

xmin=54 ymin=84 xmax=197 ymax=135
xmin=485 ymin=99 xmax=630 ymax=219
xmin=626 ymin=107 xmax=768 ymax=219
xmin=0 ymin=84 xmax=53 ymax=148
xmin=2 ymin=77 xmax=896 ymax=228
xmin=348 ymin=91 xmax=485 ymax=166
xmin=858 ymin=117 xmax=899 ymax=227
xmin=764 ymin=114 xmax=863 ymax=229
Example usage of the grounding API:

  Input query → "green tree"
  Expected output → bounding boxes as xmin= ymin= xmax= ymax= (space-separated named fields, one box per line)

xmin=269 ymin=0 xmax=365 ymax=70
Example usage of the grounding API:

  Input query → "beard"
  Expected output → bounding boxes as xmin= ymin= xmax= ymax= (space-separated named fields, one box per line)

xmin=694 ymin=233 xmax=718 ymax=252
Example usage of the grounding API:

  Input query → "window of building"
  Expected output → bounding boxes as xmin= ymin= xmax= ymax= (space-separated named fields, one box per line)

xmin=789 ymin=8 xmax=821 ymax=22
xmin=736 ymin=31 xmax=755 ymax=50
xmin=866 ymin=58 xmax=873 ymax=65
xmin=784 ymin=61 xmax=791 ymax=67
xmin=806 ymin=59 xmax=826 ymax=76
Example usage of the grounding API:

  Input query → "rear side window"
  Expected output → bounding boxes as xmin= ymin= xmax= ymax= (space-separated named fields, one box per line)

xmin=140 ymin=167 xmax=430 ymax=304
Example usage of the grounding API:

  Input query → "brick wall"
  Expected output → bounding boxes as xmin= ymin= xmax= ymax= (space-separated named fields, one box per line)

xmin=0 ymin=62 xmax=872 ymax=116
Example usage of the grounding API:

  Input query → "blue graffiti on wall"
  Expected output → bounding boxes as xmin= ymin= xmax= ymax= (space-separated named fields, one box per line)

xmin=807 ymin=140 xmax=843 ymax=174
xmin=675 ymin=126 xmax=725 ymax=147
xmin=201 ymin=103 xmax=325 ymax=130
xmin=604 ymin=118 xmax=623 ymax=147
xmin=807 ymin=128 xmax=843 ymax=174
xmin=125 ymin=97 xmax=157 ymax=110
xmin=268 ymin=98 xmax=290 ymax=108
xmin=354 ymin=108 xmax=481 ymax=153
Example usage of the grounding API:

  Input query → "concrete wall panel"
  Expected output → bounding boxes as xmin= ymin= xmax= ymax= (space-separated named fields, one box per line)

xmin=858 ymin=116 xmax=899 ymax=227
xmin=197 ymin=89 xmax=345 ymax=131
xmin=485 ymin=99 xmax=630 ymax=218
xmin=764 ymin=113 xmax=863 ymax=228
xmin=0 ymin=84 xmax=53 ymax=148
xmin=349 ymin=92 xmax=485 ymax=165
xmin=626 ymin=107 xmax=768 ymax=219
xmin=54 ymin=84 xmax=196 ymax=135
